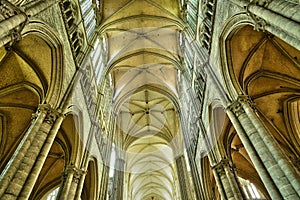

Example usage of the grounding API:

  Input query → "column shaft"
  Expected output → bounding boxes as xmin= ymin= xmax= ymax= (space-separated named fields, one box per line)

xmin=0 ymin=104 xmax=60 ymax=199
xmin=186 ymin=151 xmax=205 ymax=200
xmin=229 ymin=0 xmax=300 ymax=49
xmin=58 ymin=173 xmax=74 ymax=200
xmin=205 ymin=62 xmax=298 ymax=198
xmin=199 ymin=120 xmax=241 ymax=199
xmin=99 ymin=165 xmax=109 ymax=200
xmin=58 ymin=165 xmax=85 ymax=200
xmin=19 ymin=114 xmax=64 ymax=199
xmin=198 ymin=122 xmax=227 ymax=200
xmin=0 ymin=13 xmax=26 ymax=37
xmin=0 ymin=0 xmax=57 ymax=46
xmin=226 ymin=109 xmax=281 ymax=199
xmin=74 ymin=172 xmax=87 ymax=200
xmin=111 ymin=158 xmax=125 ymax=200
xmin=241 ymin=100 xmax=300 ymax=196
xmin=248 ymin=3 xmax=300 ymax=39
xmin=176 ymin=155 xmax=193 ymax=200
xmin=228 ymin=98 xmax=300 ymax=198
xmin=212 ymin=159 xmax=243 ymax=200
xmin=0 ymin=107 xmax=46 ymax=196
xmin=211 ymin=166 xmax=227 ymax=200
xmin=223 ymin=163 xmax=243 ymax=199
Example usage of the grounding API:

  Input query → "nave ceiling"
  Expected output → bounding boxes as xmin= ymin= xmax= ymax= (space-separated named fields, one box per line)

xmin=99 ymin=0 xmax=184 ymax=199
xmin=0 ymin=0 xmax=300 ymax=199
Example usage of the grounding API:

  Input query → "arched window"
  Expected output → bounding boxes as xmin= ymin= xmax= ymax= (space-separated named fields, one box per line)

xmin=45 ymin=187 xmax=59 ymax=200
xmin=239 ymin=178 xmax=266 ymax=200
xmin=79 ymin=0 xmax=97 ymax=39
xmin=90 ymin=37 xmax=107 ymax=84
xmin=186 ymin=0 xmax=198 ymax=33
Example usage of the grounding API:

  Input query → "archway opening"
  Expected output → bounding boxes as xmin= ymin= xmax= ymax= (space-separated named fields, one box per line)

xmin=226 ymin=24 xmax=300 ymax=170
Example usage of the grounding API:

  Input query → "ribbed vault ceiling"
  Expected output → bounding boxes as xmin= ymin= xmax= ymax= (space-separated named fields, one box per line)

xmin=100 ymin=0 xmax=183 ymax=199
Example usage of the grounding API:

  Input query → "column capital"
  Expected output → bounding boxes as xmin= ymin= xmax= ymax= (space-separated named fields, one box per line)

xmin=227 ymin=95 xmax=256 ymax=117
xmin=246 ymin=0 xmax=271 ymax=31
xmin=32 ymin=104 xmax=63 ymax=124
xmin=236 ymin=95 xmax=253 ymax=103
xmin=65 ymin=165 xmax=86 ymax=175
xmin=0 ymin=0 xmax=25 ymax=19
xmin=250 ymin=0 xmax=272 ymax=7
xmin=0 ymin=1 xmax=15 ymax=19
xmin=64 ymin=165 xmax=86 ymax=183
xmin=0 ymin=0 xmax=28 ymax=43
xmin=237 ymin=95 xmax=257 ymax=111
xmin=227 ymin=100 xmax=245 ymax=117
xmin=212 ymin=158 xmax=235 ymax=175
xmin=175 ymin=153 xmax=184 ymax=161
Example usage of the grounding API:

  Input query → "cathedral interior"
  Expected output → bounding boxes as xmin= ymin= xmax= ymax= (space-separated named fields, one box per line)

xmin=0 ymin=0 xmax=300 ymax=199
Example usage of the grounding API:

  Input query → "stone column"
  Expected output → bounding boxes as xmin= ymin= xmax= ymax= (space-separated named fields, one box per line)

xmin=19 ymin=110 xmax=64 ymax=200
xmin=110 ymin=157 xmax=125 ymax=200
xmin=204 ymin=62 xmax=299 ymax=199
xmin=175 ymin=155 xmax=193 ymax=200
xmin=198 ymin=119 xmax=242 ymax=200
xmin=210 ymin=164 xmax=227 ymax=200
xmin=98 ymin=122 xmax=113 ymax=200
xmin=212 ymin=159 xmax=243 ymax=200
xmin=57 ymin=165 xmax=86 ymax=200
xmin=228 ymin=96 xmax=300 ymax=199
xmin=74 ymin=122 xmax=99 ymax=200
xmin=227 ymin=108 xmax=280 ymax=198
xmin=0 ymin=104 xmax=62 ymax=200
xmin=198 ymin=121 xmax=227 ymax=200
xmin=99 ymin=165 xmax=110 ymax=200
xmin=223 ymin=162 xmax=243 ymax=200
xmin=186 ymin=153 xmax=205 ymax=200
xmin=228 ymin=0 xmax=300 ymax=50
xmin=0 ymin=0 xmax=27 ymax=38
xmin=74 ymin=172 xmax=87 ymax=200
xmin=179 ymin=110 xmax=205 ymax=200
xmin=0 ymin=0 xmax=57 ymax=46
xmin=203 ymin=64 xmax=280 ymax=199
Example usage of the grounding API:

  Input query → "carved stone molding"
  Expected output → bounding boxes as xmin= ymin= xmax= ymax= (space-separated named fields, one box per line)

xmin=0 ymin=0 xmax=28 ymax=45
xmin=35 ymin=104 xmax=62 ymax=125
xmin=228 ymin=100 xmax=245 ymax=117
xmin=212 ymin=159 xmax=228 ymax=175
xmin=251 ymin=14 xmax=267 ymax=32
xmin=247 ymin=0 xmax=272 ymax=31
xmin=63 ymin=164 xmax=86 ymax=183
xmin=200 ymin=0 xmax=208 ymax=17
xmin=0 ymin=0 xmax=20 ymax=19
xmin=212 ymin=158 xmax=235 ymax=175
xmin=228 ymin=95 xmax=257 ymax=117
xmin=237 ymin=95 xmax=257 ymax=111
xmin=251 ymin=0 xmax=272 ymax=7
xmin=0 ymin=2 xmax=27 ymax=23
